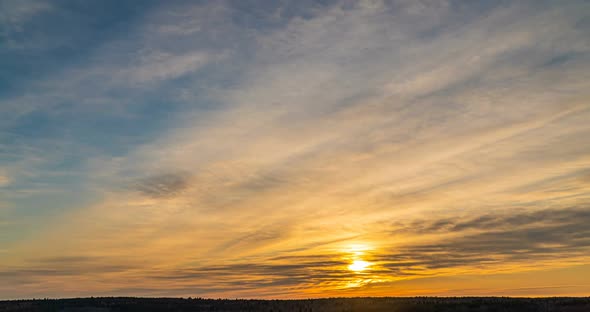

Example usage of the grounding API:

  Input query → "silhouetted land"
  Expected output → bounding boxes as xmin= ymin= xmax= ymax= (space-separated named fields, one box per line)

xmin=1 ymin=297 xmax=590 ymax=312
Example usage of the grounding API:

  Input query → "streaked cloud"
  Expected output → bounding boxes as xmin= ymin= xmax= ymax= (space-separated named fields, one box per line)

xmin=0 ymin=0 xmax=52 ymax=36
xmin=125 ymin=52 xmax=218 ymax=83
xmin=132 ymin=171 xmax=192 ymax=198
xmin=0 ymin=0 xmax=589 ymax=299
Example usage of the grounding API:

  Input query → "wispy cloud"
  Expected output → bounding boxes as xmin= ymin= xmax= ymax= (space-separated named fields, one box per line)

xmin=132 ymin=171 xmax=192 ymax=198
xmin=124 ymin=52 xmax=219 ymax=83
xmin=0 ymin=0 xmax=52 ymax=38
xmin=1 ymin=0 xmax=590 ymax=299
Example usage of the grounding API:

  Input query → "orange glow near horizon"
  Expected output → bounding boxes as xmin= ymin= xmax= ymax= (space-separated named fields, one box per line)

xmin=345 ymin=244 xmax=373 ymax=273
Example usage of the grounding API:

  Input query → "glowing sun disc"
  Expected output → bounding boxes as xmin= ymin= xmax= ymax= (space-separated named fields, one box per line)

xmin=348 ymin=260 xmax=370 ymax=272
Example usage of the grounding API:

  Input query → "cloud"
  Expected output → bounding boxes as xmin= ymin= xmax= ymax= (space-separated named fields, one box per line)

xmin=0 ymin=0 xmax=52 ymax=34
xmin=123 ymin=208 xmax=590 ymax=296
xmin=377 ymin=208 xmax=590 ymax=273
xmin=1 ymin=0 xmax=590 ymax=299
xmin=392 ymin=208 xmax=590 ymax=234
xmin=125 ymin=51 xmax=220 ymax=83
xmin=0 ymin=255 xmax=133 ymax=286
xmin=132 ymin=171 xmax=192 ymax=198
xmin=165 ymin=208 xmax=590 ymax=288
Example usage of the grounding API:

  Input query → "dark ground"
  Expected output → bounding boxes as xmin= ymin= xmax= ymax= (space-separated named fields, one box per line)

xmin=1 ymin=297 xmax=589 ymax=312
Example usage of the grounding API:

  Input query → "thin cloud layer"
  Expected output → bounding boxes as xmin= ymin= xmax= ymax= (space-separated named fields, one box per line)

xmin=1 ymin=0 xmax=589 ymax=299
xmin=133 ymin=172 xmax=192 ymax=198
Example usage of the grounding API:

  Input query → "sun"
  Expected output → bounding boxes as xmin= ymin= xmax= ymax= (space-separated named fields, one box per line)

xmin=348 ymin=260 xmax=370 ymax=272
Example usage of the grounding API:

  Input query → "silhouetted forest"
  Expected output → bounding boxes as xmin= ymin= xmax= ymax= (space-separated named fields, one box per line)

xmin=1 ymin=297 xmax=589 ymax=312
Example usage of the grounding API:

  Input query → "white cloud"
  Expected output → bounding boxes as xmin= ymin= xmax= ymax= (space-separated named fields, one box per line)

xmin=125 ymin=51 xmax=218 ymax=83
xmin=0 ymin=0 xmax=52 ymax=29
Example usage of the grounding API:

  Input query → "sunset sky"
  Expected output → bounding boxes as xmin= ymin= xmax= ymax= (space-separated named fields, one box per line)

xmin=1 ymin=0 xmax=590 ymax=299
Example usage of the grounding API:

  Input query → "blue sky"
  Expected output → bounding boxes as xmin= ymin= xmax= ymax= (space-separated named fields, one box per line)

xmin=1 ymin=0 xmax=590 ymax=299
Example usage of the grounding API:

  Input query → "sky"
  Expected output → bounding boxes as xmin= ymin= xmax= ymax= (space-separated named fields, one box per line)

xmin=1 ymin=0 xmax=590 ymax=299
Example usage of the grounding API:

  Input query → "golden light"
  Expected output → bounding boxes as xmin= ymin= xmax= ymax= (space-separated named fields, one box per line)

xmin=347 ymin=243 xmax=371 ymax=255
xmin=348 ymin=260 xmax=370 ymax=272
